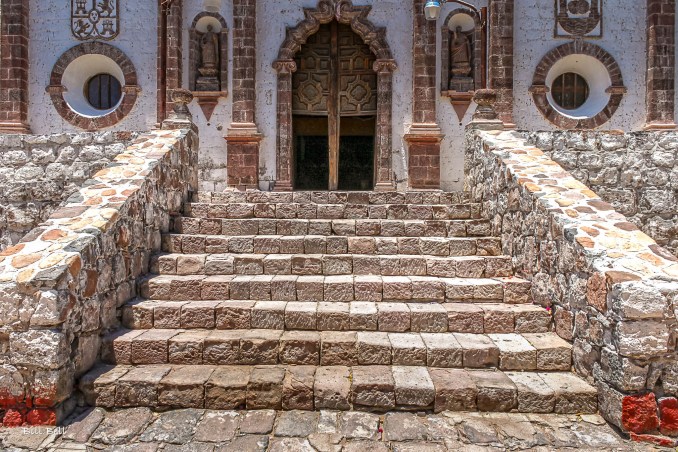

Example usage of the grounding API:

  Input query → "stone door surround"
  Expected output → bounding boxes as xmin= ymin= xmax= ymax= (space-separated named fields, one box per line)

xmin=272 ymin=0 xmax=396 ymax=191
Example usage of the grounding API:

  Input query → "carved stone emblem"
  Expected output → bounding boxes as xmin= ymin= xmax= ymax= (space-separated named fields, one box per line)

xmin=72 ymin=0 xmax=119 ymax=41
xmin=555 ymin=0 xmax=602 ymax=38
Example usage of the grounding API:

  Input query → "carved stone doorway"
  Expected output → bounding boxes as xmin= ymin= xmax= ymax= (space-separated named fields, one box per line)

xmin=273 ymin=0 xmax=396 ymax=191
xmin=292 ymin=22 xmax=376 ymax=191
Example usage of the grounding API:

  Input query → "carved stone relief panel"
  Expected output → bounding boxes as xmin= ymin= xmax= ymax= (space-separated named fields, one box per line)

xmin=72 ymin=0 xmax=119 ymax=40
xmin=555 ymin=0 xmax=603 ymax=38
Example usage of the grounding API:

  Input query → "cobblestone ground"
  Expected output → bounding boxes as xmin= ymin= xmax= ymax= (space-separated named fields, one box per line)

xmin=0 ymin=408 xmax=673 ymax=451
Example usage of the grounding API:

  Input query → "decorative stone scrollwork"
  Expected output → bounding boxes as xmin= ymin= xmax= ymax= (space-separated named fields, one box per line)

xmin=555 ymin=0 xmax=603 ymax=38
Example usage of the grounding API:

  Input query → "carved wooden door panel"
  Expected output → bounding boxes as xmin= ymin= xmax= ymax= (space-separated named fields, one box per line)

xmin=293 ymin=22 xmax=376 ymax=190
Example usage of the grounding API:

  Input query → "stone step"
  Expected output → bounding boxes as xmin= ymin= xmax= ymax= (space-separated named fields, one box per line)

xmin=122 ymin=300 xmax=552 ymax=334
xmin=139 ymin=274 xmax=531 ymax=303
xmin=101 ymin=329 xmax=571 ymax=371
xmin=80 ymin=364 xmax=596 ymax=414
xmin=184 ymin=202 xmax=482 ymax=221
xmin=193 ymin=190 xmax=471 ymax=206
xmin=172 ymin=217 xmax=492 ymax=238
xmin=162 ymin=234 xmax=503 ymax=257
xmin=150 ymin=253 xmax=514 ymax=279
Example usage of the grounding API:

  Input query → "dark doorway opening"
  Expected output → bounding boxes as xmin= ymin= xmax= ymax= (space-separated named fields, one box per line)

xmin=292 ymin=21 xmax=377 ymax=191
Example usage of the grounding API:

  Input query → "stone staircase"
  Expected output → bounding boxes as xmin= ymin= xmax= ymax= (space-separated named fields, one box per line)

xmin=80 ymin=191 xmax=598 ymax=415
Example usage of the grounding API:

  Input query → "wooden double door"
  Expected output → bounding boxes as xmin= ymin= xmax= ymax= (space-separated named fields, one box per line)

xmin=292 ymin=21 xmax=378 ymax=190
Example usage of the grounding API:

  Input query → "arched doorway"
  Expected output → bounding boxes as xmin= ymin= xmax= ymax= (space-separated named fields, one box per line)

xmin=272 ymin=0 xmax=396 ymax=192
xmin=293 ymin=21 xmax=377 ymax=190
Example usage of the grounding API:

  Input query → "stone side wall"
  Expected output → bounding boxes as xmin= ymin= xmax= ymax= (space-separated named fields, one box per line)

xmin=0 ymin=132 xmax=138 ymax=251
xmin=0 ymin=129 xmax=198 ymax=426
xmin=524 ymin=131 xmax=678 ymax=257
xmin=466 ymin=128 xmax=678 ymax=438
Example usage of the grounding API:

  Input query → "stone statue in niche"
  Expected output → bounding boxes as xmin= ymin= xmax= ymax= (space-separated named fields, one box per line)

xmin=196 ymin=25 xmax=221 ymax=91
xmin=449 ymin=26 xmax=473 ymax=92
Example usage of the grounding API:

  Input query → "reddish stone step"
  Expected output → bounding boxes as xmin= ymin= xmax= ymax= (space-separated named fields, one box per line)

xmin=101 ymin=329 xmax=570 ymax=371
xmin=80 ymin=364 xmax=596 ymax=414
xmin=171 ymin=217 xmax=493 ymax=238
xmin=162 ymin=234 xmax=503 ymax=257
xmin=122 ymin=300 xmax=551 ymax=334
xmin=139 ymin=274 xmax=531 ymax=303
xmin=184 ymin=202 xmax=482 ymax=221
xmin=150 ymin=253 xmax=514 ymax=278
xmin=193 ymin=190 xmax=471 ymax=206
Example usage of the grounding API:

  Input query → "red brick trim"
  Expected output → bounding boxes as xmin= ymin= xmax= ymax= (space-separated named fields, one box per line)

xmin=232 ymin=0 xmax=257 ymax=125
xmin=530 ymin=41 xmax=626 ymax=129
xmin=165 ymin=0 xmax=183 ymax=116
xmin=488 ymin=0 xmax=514 ymax=125
xmin=0 ymin=0 xmax=30 ymax=133
xmin=272 ymin=0 xmax=396 ymax=191
xmin=412 ymin=0 xmax=437 ymax=125
xmin=47 ymin=42 xmax=139 ymax=130
xmin=646 ymin=0 xmax=676 ymax=128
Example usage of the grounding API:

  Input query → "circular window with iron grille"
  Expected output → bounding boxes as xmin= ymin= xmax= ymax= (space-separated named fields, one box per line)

xmin=551 ymin=72 xmax=589 ymax=111
xmin=85 ymin=74 xmax=123 ymax=110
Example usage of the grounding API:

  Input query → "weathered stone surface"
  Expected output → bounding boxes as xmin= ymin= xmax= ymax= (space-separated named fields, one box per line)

xmin=429 ymin=368 xmax=477 ymax=412
xmin=392 ymin=366 xmax=435 ymax=408
xmin=339 ymin=411 xmax=380 ymax=440
xmin=139 ymin=409 xmax=203 ymax=444
xmin=282 ymin=365 xmax=315 ymax=410
xmin=193 ymin=411 xmax=240 ymax=442
xmin=506 ymin=372 xmax=555 ymax=413
xmin=314 ymin=366 xmax=350 ymax=410
xmin=351 ymin=365 xmax=395 ymax=409
xmin=205 ymin=366 xmax=251 ymax=409
xmin=469 ymin=370 xmax=517 ymax=412
xmin=247 ymin=365 xmax=285 ymax=409
xmin=356 ymin=332 xmax=391 ymax=365
xmin=239 ymin=410 xmax=276 ymax=434
xmin=274 ymin=410 xmax=318 ymax=437
xmin=91 ymin=407 xmax=153 ymax=445
xmin=383 ymin=412 xmax=428 ymax=441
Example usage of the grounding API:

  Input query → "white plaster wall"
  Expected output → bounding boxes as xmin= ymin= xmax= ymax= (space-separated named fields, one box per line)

xmin=436 ymin=0 xmax=488 ymax=192
xmin=29 ymin=0 xmax=158 ymax=134
xmin=513 ymin=0 xmax=647 ymax=131
xmin=183 ymin=0 xmax=234 ymax=192
xmin=255 ymin=0 xmax=413 ymax=190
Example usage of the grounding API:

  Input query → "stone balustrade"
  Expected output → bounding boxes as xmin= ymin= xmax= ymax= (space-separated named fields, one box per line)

xmin=0 ymin=129 xmax=198 ymax=425
xmin=465 ymin=129 xmax=678 ymax=438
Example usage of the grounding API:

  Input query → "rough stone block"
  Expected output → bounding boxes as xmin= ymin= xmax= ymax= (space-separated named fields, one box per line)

xmin=351 ymin=366 xmax=395 ymax=409
xmin=357 ymin=332 xmax=392 ymax=365
xmin=247 ymin=365 xmax=285 ymax=409
xmin=279 ymin=331 xmax=320 ymax=365
xmin=389 ymin=333 xmax=427 ymax=365
xmin=429 ymin=368 xmax=477 ymax=412
xmin=205 ymin=366 xmax=251 ymax=409
xmin=314 ymin=366 xmax=350 ymax=410
xmin=392 ymin=366 xmax=435 ymax=408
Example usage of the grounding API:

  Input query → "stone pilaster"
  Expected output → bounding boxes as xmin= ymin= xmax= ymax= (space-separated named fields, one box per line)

xmin=165 ymin=0 xmax=183 ymax=117
xmin=0 ymin=0 xmax=30 ymax=133
xmin=406 ymin=0 xmax=443 ymax=189
xmin=646 ymin=0 xmax=676 ymax=129
xmin=488 ymin=0 xmax=514 ymax=126
xmin=226 ymin=0 xmax=261 ymax=190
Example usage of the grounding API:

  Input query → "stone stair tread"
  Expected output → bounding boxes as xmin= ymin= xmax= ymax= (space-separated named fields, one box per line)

xmin=80 ymin=364 xmax=595 ymax=414
xmin=184 ymin=202 xmax=480 ymax=221
xmin=162 ymin=233 xmax=503 ymax=256
xmin=172 ymin=217 xmax=492 ymax=238
xmin=122 ymin=299 xmax=551 ymax=334
xmin=193 ymin=190 xmax=471 ymax=205
xmin=151 ymin=252 xmax=514 ymax=278
xmin=101 ymin=327 xmax=570 ymax=371
xmin=139 ymin=274 xmax=531 ymax=303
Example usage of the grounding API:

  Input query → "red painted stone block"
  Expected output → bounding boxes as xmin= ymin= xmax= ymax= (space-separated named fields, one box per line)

xmin=26 ymin=408 xmax=56 ymax=426
xmin=3 ymin=409 xmax=24 ymax=427
xmin=630 ymin=432 xmax=677 ymax=447
xmin=659 ymin=397 xmax=678 ymax=437
xmin=622 ymin=393 xmax=660 ymax=434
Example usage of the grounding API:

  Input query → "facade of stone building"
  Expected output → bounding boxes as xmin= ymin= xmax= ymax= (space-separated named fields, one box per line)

xmin=0 ymin=0 xmax=677 ymax=447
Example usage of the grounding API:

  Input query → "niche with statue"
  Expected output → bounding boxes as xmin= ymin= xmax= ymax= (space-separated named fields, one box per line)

xmin=441 ymin=8 xmax=485 ymax=120
xmin=189 ymin=12 xmax=228 ymax=119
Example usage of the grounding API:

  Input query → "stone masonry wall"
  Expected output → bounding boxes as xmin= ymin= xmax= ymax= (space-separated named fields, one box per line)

xmin=0 ymin=129 xmax=198 ymax=426
xmin=466 ymin=128 xmax=678 ymax=438
xmin=523 ymin=131 xmax=678 ymax=257
xmin=0 ymin=132 xmax=138 ymax=251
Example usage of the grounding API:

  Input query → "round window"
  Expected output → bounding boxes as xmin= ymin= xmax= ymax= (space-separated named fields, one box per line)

xmin=85 ymin=74 xmax=122 ymax=110
xmin=551 ymin=72 xmax=589 ymax=110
